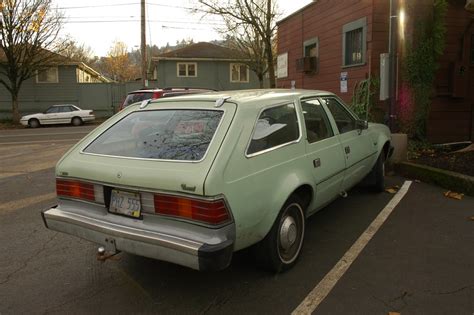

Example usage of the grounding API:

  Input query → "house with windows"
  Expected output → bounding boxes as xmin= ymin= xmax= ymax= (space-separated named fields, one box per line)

xmin=277 ymin=0 xmax=474 ymax=143
xmin=0 ymin=50 xmax=117 ymax=119
xmin=152 ymin=42 xmax=260 ymax=91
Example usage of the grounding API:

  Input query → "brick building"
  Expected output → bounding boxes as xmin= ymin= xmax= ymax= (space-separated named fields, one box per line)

xmin=276 ymin=0 xmax=474 ymax=143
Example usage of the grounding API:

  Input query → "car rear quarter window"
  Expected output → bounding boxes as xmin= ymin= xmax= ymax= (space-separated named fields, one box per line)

xmin=83 ymin=109 xmax=223 ymax=161
xmin=247 ymin=103 xmax=299 ymax=155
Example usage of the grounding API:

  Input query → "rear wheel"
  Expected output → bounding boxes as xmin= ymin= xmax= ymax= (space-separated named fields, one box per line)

xmin=71 ymin=117 xmax=83 ymax=126
xmin=28 ymin=119 xmax=40 ymax=128
xmin=255 ymin=196 xmax=306 ymax=273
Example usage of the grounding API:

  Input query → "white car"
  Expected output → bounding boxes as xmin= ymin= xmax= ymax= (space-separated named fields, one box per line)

xmin=20 ymin=104 xmax=95 ymax=128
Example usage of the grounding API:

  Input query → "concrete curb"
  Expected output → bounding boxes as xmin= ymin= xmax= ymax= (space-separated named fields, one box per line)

xmin=395 ymin=161 xmax=474 ymax=196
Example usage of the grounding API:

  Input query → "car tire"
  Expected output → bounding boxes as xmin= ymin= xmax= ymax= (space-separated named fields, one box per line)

xmin=371 ymin=152 xmax=385 ymax=192
xmin=71 ymin=117 xmax=83 ymax=126
xmin=255 ymin=195 xmax=306 ymax=273
xmin=28 ymin=119 xmax=40 ymax=128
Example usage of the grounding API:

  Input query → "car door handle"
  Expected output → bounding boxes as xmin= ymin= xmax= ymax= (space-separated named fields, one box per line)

xmin=344 ymin=146 xmax=350 ymax=154
xmin=313 ymin=158 xmax=321 ymax=168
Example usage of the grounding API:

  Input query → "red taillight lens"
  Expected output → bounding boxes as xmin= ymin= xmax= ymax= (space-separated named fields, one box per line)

xmin=152 ymin=91 xmax=163 ymax=99
xmin=56 ymin=179 xmax=95 ymax=202
xmin=153 ymin=194 xmax=230 ymax=225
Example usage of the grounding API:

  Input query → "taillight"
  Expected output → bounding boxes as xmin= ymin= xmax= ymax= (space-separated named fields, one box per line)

xmin=152 ymin=91 xmax=163 ymax=99
xmin=153 ymin=194 xmax=230 ymax=225
xmin=56 ymin=179 xmax=100 ymax=203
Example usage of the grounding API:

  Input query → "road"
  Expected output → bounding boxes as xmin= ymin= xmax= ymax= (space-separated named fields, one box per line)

xmin=0 ymin=125 xmax=96 ymax=145
xmin=0 ymin=127 xmax=473 ymax=314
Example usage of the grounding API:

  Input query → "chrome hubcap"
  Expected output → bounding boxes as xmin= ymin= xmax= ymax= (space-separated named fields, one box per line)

xmin=280 ymin=216 xmax=297 ymax=250
xmin=277 ymin=203 xmax=305 ymax=264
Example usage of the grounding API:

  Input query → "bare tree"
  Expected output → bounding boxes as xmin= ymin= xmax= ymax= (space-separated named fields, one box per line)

xmin=0 ymin=0 xmax=67 ymax=122
xmin=225 ymin=25 xmax=268 ymax=88
xmin=197 ymin=0 xmax=278 ymax=88
xmin=61 ymin=38 xmax=94 ymax=64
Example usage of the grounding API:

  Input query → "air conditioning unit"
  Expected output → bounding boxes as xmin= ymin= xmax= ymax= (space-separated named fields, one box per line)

xmin=296 ymin=57 xmax=317 ymax=73
xmin=465 ymin=0 xmax=474 ymax=12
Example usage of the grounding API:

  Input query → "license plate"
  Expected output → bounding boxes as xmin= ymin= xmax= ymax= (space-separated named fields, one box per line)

xmin=109 ymin=190 xmax=141 ymax=218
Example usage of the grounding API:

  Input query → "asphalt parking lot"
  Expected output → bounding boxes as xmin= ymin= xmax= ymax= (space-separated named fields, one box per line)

xmin=0 ymin=126 xmax=473 ymax=314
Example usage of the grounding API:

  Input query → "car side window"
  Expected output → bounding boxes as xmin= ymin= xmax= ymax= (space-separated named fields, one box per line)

xmin=321 ymin=97 xmax=356 ymax=134
xmin=45 ymin=107 xmax=59 ymax=114
xmin=247 ymin=103 xmax=299 ymax=155
xmin=301 ymin=98 xmax=334 ymax=143
xmin=59 ymin=106 xmax=71 ymax=113
xmin=69 ymin=106 xmax=78 ymax=111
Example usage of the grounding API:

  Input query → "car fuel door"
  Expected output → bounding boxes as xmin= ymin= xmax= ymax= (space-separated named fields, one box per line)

xmin=320 ymin=97 xmax=376 ymax=191
xmin=301 ymin=98 xmax=346 ymax=212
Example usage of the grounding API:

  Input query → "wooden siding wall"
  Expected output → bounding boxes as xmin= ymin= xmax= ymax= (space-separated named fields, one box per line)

xmin=428 ymin=0 xmax=474 ymax=143
xmin=277 ymin=0 xmax=380 ymax=105
xmin=0 ymin=66 xmax=145 ymax=118
xmin=156 ymin=60 xmax=261 ymax=91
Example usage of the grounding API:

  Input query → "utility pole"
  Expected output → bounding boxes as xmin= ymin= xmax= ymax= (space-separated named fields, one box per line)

xmin=141 ymin=0 xmax=148 ymax=87
xmin=388 ymin=0 xmax=398 ymax=131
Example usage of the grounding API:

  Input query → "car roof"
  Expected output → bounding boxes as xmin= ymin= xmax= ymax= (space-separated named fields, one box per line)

xmin=128 ymin=88 xmax=213 ymax=94
xmin=150 ymin=89 xmax=336 ymax=109
xmin=51 ymin=104 xmax=76 ymax=107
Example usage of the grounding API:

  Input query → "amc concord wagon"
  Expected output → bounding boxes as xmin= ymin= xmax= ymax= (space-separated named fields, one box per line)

xmin=42 ymin=89 xmax=392 ymax=272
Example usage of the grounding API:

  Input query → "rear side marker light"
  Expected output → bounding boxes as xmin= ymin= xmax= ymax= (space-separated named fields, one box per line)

xmin=56 ymin=179 xmax=101 ymax=203
xmin=153 ymin=194 xmax=230 ymax=225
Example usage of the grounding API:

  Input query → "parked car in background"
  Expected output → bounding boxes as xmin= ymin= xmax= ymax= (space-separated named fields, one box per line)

xmin=20 ymin=104 xmax=95 ymax=128
xmin=119 ymin=87 xmax=214 ymax=111
xmin=42 ymin=89 xmax=392 ymax=273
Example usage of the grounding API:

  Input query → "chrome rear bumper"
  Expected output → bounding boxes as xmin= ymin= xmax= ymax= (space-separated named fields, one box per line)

xmin=42 ymin=206 xmax=233 ymax=271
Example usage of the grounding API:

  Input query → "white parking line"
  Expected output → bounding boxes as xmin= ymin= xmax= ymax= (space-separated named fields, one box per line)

xmin=292 ymin=181 xmax=413 ymax=315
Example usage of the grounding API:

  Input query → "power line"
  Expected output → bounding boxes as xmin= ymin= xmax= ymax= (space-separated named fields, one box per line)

xmin=56 ymin=2 xmax=197 ymax=10
xmin=57 ymin=3 xmax=139 ymax=9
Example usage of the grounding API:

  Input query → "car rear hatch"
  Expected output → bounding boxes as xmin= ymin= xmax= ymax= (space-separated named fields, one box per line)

xmin=56 ymin=100 xmax=236 ymax=197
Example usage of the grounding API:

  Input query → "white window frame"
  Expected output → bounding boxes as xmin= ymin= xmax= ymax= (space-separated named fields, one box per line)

xmin=342 ymin=17 xmax=367 ymax=68
xmin=36 ymin=67 xmax=59 ymax=83
xmin=230 ymin=63 xmax=250 ymax=83
xmin=176 ymin=62 xmax=197 ymax=77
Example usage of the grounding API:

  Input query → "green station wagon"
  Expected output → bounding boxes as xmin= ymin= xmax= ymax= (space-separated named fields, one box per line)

xmin=42 ymin=89 xmax=392 ymax=272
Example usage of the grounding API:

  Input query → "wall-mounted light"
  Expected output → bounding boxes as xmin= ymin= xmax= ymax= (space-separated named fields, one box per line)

xmin=399 ymin=8 xmax=406 ymax=41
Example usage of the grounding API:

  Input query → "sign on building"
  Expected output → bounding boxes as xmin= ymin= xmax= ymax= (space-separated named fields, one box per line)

xmin=277 ymin=53 xmax=288 ymax=78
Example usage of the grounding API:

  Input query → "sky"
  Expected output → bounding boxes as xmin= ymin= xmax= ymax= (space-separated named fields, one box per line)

xmin=51 ymin=0 xmax=312 ymax=57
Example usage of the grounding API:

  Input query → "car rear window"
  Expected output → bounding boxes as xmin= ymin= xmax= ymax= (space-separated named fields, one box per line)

xmin=83 ymin=110 xmax=224 ymax=161
xmin=123 ymin=92 xmax=154 ymax=107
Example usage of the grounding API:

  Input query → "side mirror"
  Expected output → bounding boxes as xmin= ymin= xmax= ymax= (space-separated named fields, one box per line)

xmin=356 ymin=120 xmax=368 ymax=130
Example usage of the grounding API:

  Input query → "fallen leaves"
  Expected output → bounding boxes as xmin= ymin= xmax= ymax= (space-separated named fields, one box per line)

xmin=444 ymin=191 xmax=464 ymax=200
xmin=388 ymin=312 xmax=401 ymax=315
xmin=385 ymin=185 xmax=400 ymax=194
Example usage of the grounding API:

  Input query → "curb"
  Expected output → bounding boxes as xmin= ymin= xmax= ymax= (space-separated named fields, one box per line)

xmin=395 ymin=161 xmax=474 ymax=196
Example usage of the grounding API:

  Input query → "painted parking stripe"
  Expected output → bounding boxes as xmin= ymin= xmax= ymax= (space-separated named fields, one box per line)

xmin=292 ymin=180 xmax=413 ymax=315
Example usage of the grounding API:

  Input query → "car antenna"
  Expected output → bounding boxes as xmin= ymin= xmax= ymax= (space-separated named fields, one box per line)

xmin=215 ymin=96 xmax=231 ymax=108
xmin=140 ymin=99 xmax=151 ymax=109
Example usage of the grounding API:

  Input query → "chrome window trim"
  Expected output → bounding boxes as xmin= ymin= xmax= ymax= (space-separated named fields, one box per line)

xmin=56 ymin=176 xmax=235 ymax=229
xmin=245 ymin=101 xmax=303 ymax=158
xmin=79 ymin=107 xmax=226 ymax=164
